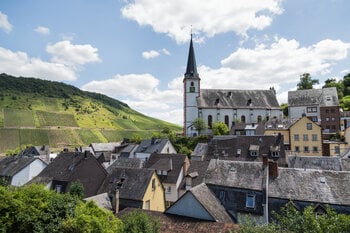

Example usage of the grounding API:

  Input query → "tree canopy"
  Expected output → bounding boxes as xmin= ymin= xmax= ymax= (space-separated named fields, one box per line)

xmin=297 ymin=73 xmax=319 ymax=90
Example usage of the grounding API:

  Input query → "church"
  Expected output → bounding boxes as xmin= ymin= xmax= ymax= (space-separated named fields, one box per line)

xmin=183 ymin=35 xmax=282 ymax=137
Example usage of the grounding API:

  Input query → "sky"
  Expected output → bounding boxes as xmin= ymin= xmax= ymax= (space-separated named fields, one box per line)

xmin=1 ymin=0 xmax=350 ymax=126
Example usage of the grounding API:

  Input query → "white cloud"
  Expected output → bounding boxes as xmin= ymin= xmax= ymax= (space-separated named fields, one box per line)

xmin=34 ymin=26 xmax=50 ymax=35
xmin=46 ymin=40 xmax=101 ymax=67
xmin=142 ymin=50 xmax=160 ymax=59
xmin=0 ymin=12 xmax=13 ymax=33
xmin=0 ymin=47 xmax=76 ymax=81
xmin=161 ymin=48 xmax=170 ymax=55
xmin=121 ymin=0 xmax=283 ymax=43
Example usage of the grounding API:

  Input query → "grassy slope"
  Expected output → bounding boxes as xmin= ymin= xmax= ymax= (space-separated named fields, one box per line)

xmin=0 ymin=74 xmax=181 ymax=153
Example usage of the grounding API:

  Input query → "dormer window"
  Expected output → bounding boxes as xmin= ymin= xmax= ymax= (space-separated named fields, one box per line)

xmin=270 ymin=146 xmax=280 ymax=157
xmin=249 ymin=145 xmax=259 ymax=157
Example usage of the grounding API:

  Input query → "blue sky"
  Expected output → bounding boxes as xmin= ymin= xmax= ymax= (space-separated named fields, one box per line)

xmin=1 ymin=0 xmax=350 ymax=125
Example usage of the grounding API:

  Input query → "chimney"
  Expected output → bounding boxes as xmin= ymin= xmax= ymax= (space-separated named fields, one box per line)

xmin=115 ymin=188 xmax=120 ymax=214
xmin=268 ymin=161 xmax=279 ymax=178
xmin=262 ymin=155 xmax=268 ymax=166
xmin=185 ymin=175 xmax=192 ymax=190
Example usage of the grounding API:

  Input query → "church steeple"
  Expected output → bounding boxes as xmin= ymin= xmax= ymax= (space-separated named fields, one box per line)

xmin=184 ymin=34 xmax=199 ymax=79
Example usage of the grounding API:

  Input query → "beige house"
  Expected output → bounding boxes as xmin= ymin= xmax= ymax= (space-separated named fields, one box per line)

xmin=289 ymin=116 xmax=323 ymax=156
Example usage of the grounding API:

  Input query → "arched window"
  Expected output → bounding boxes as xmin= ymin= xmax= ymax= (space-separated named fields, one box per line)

xmin=208 ymin=115 xmax=213 ymax=129
xmin=225 ymin=115 xmax=229 ymax=127
xmin=257 ymin=115 xmax=262 ymax=123
xmin=189 ymin=82 xmax=195 ymax=92
xmin=241 ymin=115 xmax=246 ymax=123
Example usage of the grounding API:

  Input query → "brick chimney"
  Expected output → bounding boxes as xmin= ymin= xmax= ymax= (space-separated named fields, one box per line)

xmin=268 ymin=161 xmax=279 ymax=178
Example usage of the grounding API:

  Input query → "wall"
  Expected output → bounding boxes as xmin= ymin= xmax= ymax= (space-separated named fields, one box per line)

xmin=11 ymin=159 xmax=47 ymax=186
xmin=142 ymin=172 xmax=166 ymax=212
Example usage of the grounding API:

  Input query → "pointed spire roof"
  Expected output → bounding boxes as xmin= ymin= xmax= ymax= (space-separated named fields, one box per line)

xmin=184 ymin=34 xmax=200 ymax=79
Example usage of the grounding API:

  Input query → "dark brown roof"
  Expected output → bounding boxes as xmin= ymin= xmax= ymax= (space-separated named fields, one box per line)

xmin=117 ymin=208 xmax=237 ymax=233
xmin=197 ymin=89 xmax=280 ymax=109
xmin=98 ymin=168 xmax=154 ymax=201
xmin=36 ymin=152 xmax=107 ymax=197
xmin=144 ymin=153 xmax=187 ymax=184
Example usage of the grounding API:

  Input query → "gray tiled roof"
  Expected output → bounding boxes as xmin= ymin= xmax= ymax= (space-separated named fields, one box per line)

xmin=287 ymin=155 xmax=343 ymax=171
xmin=98 ymin=168 xmax=154 ymax=201
xmin=84 ymin=192 xmax=112 ymax=210
xmin=106 ymin=158 xmax=142 ymax=173
xmin=144 ymin=153 xmax=187 ymax=184
xmin=205 ymin=159 xmax=350 ymax=206
xmin=189 ymin=183 xmax=233 ymax=223
xmin=90 ymin=142 xmax=121 ymax=152
xmin=0 ymin=156 xmax=41 ymax=177
xmin=288 ymin=87 xmax=339 ymax=107
xmin=186 ymin=160 xmax=210 ymax=187
xmin=191 ymin=143 xmax=208 ymax=159
xmin=135 ymin=139 xmax=170 ymax=154
xmin=197 ymin=89 xmax=280 ymax=109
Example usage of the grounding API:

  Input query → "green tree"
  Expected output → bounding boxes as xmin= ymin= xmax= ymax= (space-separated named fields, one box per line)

xmin=342 ymin=73 xmax=350 ymax=96
xmin=192 ymin=118 xmax=206 ymax=135
xmin=280 ymin=103 xmax=288 ymax=117
xmin=69 ymin=181 xmax=84 ymax=199
xmin=121 ymin=209 xmax=160 ymax=233
xmin=323 ymin=78 xmax=344 ymax=100
xmin=297 ymin=73 xmax=319 ymax=90
xmin=212 ymin=122 xmax=229 ymax=135
xmin=62 ymin=201 xmax=123 ymax=233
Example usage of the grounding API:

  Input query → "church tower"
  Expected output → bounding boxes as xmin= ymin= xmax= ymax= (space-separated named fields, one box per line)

xmin=183 ymin=34 xmax=200 ymax=136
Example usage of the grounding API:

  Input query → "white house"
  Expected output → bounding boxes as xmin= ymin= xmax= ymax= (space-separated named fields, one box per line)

xmin=0 ymin=156 xmax=47 ymax=186
xmin=134 ymin=138 xmax=177 ymax=161
xmin=183 ymin=35 xmax=282 ymax=137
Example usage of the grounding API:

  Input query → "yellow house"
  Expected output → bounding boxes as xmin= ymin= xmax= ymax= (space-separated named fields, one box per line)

xmin=98 ymin=168 xmax=166 ymax=213
xmin=289 ymin=116 xmax=323 ymax=156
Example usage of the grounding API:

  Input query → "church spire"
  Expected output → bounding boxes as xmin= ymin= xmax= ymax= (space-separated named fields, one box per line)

xmin=184 ymin=34 xmax=199 ymax=79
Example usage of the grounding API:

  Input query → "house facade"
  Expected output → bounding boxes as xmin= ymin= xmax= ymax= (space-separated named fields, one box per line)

xmin=288 ymin=87 xmax=340 ymax=135
xmin=134 ymin=138 xmax=177 ymax=161
xmin=183 ymin=35 xmax=282 ymax=137
xmin=289 ymin=116 xmax=323 ymax=156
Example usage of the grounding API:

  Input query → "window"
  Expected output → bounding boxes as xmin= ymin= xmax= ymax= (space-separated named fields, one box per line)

xmin=303 ymin=134 xmax=308 ymax=141
xmin=225 ymin=115 xmax=229 ymax=127
xmin=145 ymin=200 xmax=150 ymax=210
xmin=294 ymin=134 xmax=299 ymax=141
xmin=331 ymin=117 xmax=335 ymax=122
xmin=219 ymin=191 xmax=226 ymax=201
xmin=335 ymin=146 xmax=340 ymax=154
xmin=313 ymin=147 xmax=318 ymax=152
xmin=167 ymin=186 xmax=171 ymax=193
xmin=271 ymin=151 xmax=280 ymax=157
xmin=55 ymin=185 xmax=62 ymax=193
xmin=246 ymin=194 xmax=255 ymax=208
xmin=250 ymin=151 xmax=258 ymax=157
xmin=208 ymin=115 xmax=213 ymax=129
xmin=326 ymin=109 xmax=329 ymax=113
xmin=311 ymin=116 xmax=318 ymax=122
xmin=189 ymin=82 xmax=195 ymax=92
xmin=307 ymin=123 xmax=312 ymax=130
xmin=304 ymin=146 xmax=309 ymax=152
xmin=326 ymin=117 xmax=330 ymax=122
xmin=307 ymin=107 xmax=317 ymax=113
xmin=152 ymin=178 xmax=155 ymax=191
xmin=241 ymin=115 xmax=246 ymax=123
xmin=295 ymin=146 xmax=300 ymax=152
xmin=331 ymin=109 xmax=335 ymax=113
xmin=312 ymin=134 xmax=317 ymax=141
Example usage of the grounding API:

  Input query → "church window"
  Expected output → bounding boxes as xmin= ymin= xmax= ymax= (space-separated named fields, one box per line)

xmin=189 ymin=82 xmax=195 ymax=92
xmin=208 ymin=115 xmax=213 ymax=129
xmin=241 ymin=115 xmax=246 ymax=123
xmin=257 ymin=115 xmax=262 ymax=123
xmin=225 ymin=115 xmax=229 ymax=127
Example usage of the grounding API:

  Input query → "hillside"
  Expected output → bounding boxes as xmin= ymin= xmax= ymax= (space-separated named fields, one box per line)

xmin=0 ymin=73 xmax=181 ymax=153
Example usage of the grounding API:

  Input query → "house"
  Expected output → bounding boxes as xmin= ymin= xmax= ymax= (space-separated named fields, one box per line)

xmin=206 ymin=134 xmax=287 ymax=167
xmin=33 ymin=151 xmax=107 ymax=198
xmin=98 ymin=168 xmax=166 ymax=212
xmin=134 ymin=138 xmax=177 ymax=161
xmin=117 ymin=143 xmax=139 ymax=158
xmin=183 ymin=35 xmax=282 ymax=137
xmin=289 ymin=116 xmax=323 ymax=156
xmin=0 ymin=156 xmax=47 ymax=186
xmin=204 ymin=159 xmax=350 ymax=223
xmin=264 ymin=118 xmax=298 ymax=151
xmin=89 ymin=142 xmax=121 ymax=163
xmin=117 ymin=208 xmax=236 ymax=233
xmin=144 ymin=153 xmax=189 ymax=207
xmin=288 ymin=87 xmax=340 ymax=136
xmin=166 ymin=183 xmax=233 ymax=223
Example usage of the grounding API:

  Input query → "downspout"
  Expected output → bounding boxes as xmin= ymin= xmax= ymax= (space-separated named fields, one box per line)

xmin=265 ymin=163 xmax=269 ymax=224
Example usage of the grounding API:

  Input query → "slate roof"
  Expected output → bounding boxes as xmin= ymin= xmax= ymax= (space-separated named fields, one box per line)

xmin=90 ymin=142 xmax=121 ymax=152
xmin=185 ymin=160 xmax=210 ymax=187
xmin=84 ymin=192 xmax=112 ymax=210
xmin=207 ymin=135 xmax=287 ymax=166
xmin=134 ymin=138 xmax=170 ymax=154
xmin=144 ymin=153 xmax=187 ymax=184
xmin=197 ymin=89 xmax=280 ymax=109
xmin=106 ymin=158 xmax=142 ymax=173
xmin=117 ymin=208 xmax=236 ymax=233
xmin=230 ymin=123 xmax=265 ymax=135
xmin=205 ymin=159 xmax=350 ymax=206
xmin=191 ymin=143 xmax=208 ymax=160
xmin=0 ymin=156 xmax=44 ymax=177
xmin=287 ymin=155 xmax=343 ymax=171
xmin=181 ymin=183 xmax=233 ymax=223
xmin=98 ymin=168 xmax=154 ymax=201
xmin=288 ymin=87 xmax=339 ymax=107
xmin=265 ymin=118 xmax=298 ymax=130
xmin=184 ymin=34 xmax=200 ymax=79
